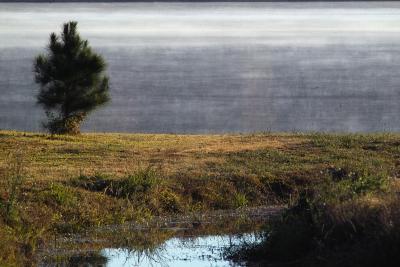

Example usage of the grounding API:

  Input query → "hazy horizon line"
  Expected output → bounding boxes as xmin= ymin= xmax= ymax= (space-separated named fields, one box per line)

xmin=1 ymin=0 xmax=400 ymax=3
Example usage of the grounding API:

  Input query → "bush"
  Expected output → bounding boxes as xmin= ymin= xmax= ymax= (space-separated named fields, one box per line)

xmin=228 ymin=166 xmax=399 ymax=266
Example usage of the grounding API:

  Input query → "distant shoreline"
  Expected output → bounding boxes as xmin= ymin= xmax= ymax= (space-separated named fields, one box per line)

xmin=1 ymin=0 xmax=399 ymax=2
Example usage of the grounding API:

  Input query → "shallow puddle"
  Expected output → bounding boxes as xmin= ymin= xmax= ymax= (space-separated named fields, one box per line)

xmin=38 ymin=206 xmax=281 ymax=266
xmin=100 ymin=233 xmax=261 ymax=266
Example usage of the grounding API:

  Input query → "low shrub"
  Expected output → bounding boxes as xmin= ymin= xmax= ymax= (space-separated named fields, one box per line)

xmin=228 ymin=166 xmax=400 ymax=266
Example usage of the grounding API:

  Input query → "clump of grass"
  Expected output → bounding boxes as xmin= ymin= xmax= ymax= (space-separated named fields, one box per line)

xmin=157 ymin=189 xmax=183 ymax=213
xmin=112 ymin=167 xmax=161 ymax=198
xmin=234 ymin=192 xmax=248 ymax=208
xmin=71 ymin=167 xmax=162 ymax=199
xmin=41 ymin=183 xmax=78 ymax=207
xmin=70 ymin=172 xmax=111 ymax=192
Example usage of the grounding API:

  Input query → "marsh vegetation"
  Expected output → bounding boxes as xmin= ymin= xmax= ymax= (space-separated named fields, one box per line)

xmin=0 ymin=131 xmax=399 ymax=265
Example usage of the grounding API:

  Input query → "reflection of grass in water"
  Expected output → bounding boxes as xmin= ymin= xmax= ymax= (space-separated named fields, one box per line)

xmin=113 ymin=247 xmax=168 ymax=267
xmin=109 ymin=227 xmax=174 ymax=258
xmin=42 ymin=211 xmax=270 ymax=266
xmin=103 ymin=231 xmax=264 ymax=266
xmin=41 ymin=228 xmax=172 ymax=266
xmin=68 ymin=252 xmax=108 ymax=265
xmin=45 ymin=251 xmax=108 ymax=266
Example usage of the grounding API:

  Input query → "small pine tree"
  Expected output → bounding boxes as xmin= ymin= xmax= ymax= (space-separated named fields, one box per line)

xmin=34 ymin=21 xmax=110 ymax=135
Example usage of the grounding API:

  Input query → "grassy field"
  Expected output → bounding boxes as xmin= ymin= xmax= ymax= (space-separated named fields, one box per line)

xmin=0 ymin=130 xmax=400 ymax=266
xmin=0 ymin=130 xmax=303 ymax=181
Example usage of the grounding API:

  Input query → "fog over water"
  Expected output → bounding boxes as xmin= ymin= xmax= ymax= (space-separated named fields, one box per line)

xmin=1 ymin=2 xmax=400 ymax=133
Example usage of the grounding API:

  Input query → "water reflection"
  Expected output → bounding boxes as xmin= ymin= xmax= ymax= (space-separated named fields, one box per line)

xmin=101 ymin=233 xmax=261 ymax=267
xmin=60 ymin=252 xmax=109 ymax=266
xmin=42 ymin=233 xmax=262 ymax=267
xmin=38 ymin=208 xmax=278 ymax=266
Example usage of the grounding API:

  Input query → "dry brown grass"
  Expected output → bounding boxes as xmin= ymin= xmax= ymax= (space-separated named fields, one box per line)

xmin=0 ymin=130 xmax=305 ymax=181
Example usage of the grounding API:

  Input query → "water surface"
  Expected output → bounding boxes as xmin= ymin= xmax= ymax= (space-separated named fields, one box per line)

xmin=1 ymin=2 xmax=400 ymax=133
xmin=38 ymin=207 xmax=279 ymax=266
xmin=101 ymin=233 xmax=261 ymax=267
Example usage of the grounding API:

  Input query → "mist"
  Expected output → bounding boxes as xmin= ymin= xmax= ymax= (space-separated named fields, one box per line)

xmin=1 ymin=2 xmax=400 ymax=133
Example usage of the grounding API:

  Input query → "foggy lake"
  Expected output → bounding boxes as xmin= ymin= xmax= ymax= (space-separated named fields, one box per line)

xmin=1 ymin=2 xmax=400 ymax=133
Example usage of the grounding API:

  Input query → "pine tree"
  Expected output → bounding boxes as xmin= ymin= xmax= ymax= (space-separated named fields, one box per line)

xmin=34 ymin=21 xmax=110 ymax=135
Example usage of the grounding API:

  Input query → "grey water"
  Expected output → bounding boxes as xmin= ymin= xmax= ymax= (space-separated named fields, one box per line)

xmin=1 ymin=2 xmax=400 ymax=133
